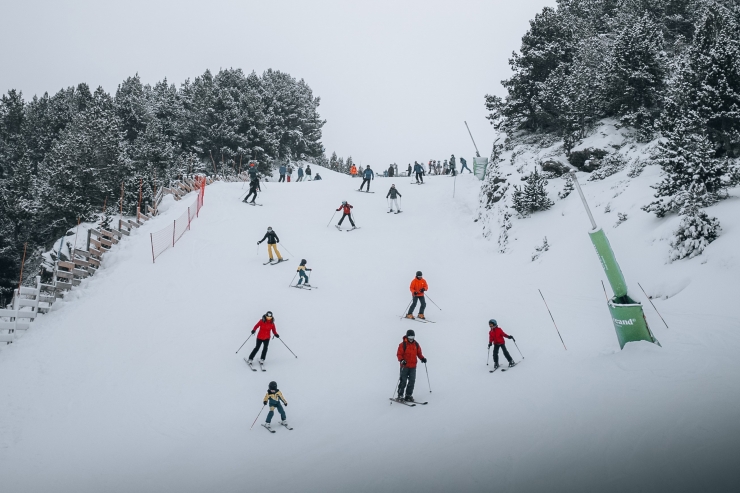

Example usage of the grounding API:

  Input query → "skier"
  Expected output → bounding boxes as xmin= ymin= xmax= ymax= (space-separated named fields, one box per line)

xmin=428 ymin=160 xmax=434 ymax=174
xmin=248 ymin=162 xmax=259 ymax=181
xmin=359 ymin=165 xmax=374 ymax=191
xmin=297 ymin=166 xmax=304 ymax=182
xmin=247 ymin=311 xmax=279 ymax=366
xmin=413 ymin=162 xmax=424 ymax=184
xmin=335 ymin=201 xmax=356 ymax=229
xmin=278 ymin=163 xmax=287 ymax=182
xmin=396 ymin=329 xmax=426 ymax=402
xmin=388 ymin=164 xmax=394 ymax=177
xmin=296 ymin=259 xmax=312 ymax=286
xmin=262 ymin=380 xmax=289 ymax=430
xmin=257 ymin=226 xmax=284 ymax=263
xmin=287 ymin=164 xmax=293 ymax=182
xmin=305 ymin=165 xmax=312 ymax=180
xmin=460 ymin=156 xmax=471 ymax=173
xmin=350 ymin=164 xmax=358 ymax=177
xmin=243 ymin=177 xmax=261 ymax=204
xmin=407 ymin=163 xmax=412 ymax=177
xmin=386 ymin=184 xmax=402 ymax=213
xmin=450 ymin=155 xmax=457 ymax=176
xmin=488 ymin=319 xmax=516 ymax=369
xmin=314 ymin=173 xmax=322 ymax=181
xmin=405 ymin=271 xmax=428 ymax=319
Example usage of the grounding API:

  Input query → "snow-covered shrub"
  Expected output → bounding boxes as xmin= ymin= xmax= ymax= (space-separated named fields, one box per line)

xmin=669 ymin=202 xmax=720 ymax=261
xmin=498 ymin=208 xmax=512 ymax=253
xmin=588 ymin=153 xmax=627 ymax=181
xmin=568 ymin=148 xmax=608 ymax=171
xmin=614 ymin=212 xmax=628 ymax=227
xmin=512 ymin=169 xmax=554 ymax=216
xmin=627 ymin=158 xmax=647 ymax=177
xmin=558 ymin=174 xmax=574 ymax=199
xmin=531 ymin=237 xmax=550 ymax=261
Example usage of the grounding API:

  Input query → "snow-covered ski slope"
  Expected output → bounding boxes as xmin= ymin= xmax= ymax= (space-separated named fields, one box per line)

xmin=1 ymin=165 xmax=739 ymax=493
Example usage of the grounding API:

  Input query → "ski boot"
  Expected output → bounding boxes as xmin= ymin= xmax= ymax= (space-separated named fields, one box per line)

xmin=264 ymin=422 xmax=272 ymax=430
xmin=417 ymin=314 xmax=425 ymax=320
xmin=259 ymin=359 xmax=265 ymax=365
xmin=404 ymin=396 xmax=415 ymax=402
xmin=508 ymin=361 xmax=516 ymax=368
xmin=405 ymin=314 xmax=415 ymax=320
xmin=247 ymin=359 xmax=253 ymax=365
xmin=493 ymin=364 xmax=500 ymax=370
xmin=280 ymin=420 xmax=289 ymax=427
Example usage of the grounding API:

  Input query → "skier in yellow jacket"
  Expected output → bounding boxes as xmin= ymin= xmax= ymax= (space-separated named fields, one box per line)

xmin=262 ymin=381 xmax=290 ymax=431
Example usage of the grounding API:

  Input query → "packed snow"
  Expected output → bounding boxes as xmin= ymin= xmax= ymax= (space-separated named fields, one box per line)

xmin=1 ymin=162 xmax=739 ymax=492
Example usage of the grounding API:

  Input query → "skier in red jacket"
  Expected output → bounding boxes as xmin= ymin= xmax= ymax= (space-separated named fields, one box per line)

xmin=335 ymin=201 xmax=356 ymax=230
xmin=488 ymin=319 xmax=515 ymax=369
xmin=247 ymin=311 xmax=279 ymax=365
xmin=395 ymin=329 xmax=427 ymax=402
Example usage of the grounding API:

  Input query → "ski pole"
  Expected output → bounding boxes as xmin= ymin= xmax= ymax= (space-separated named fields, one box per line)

xmin=274 ymin=336 xmax=298 ymax=358
xmin=539 ymin=289 xmax=567 ymax=350
xmin=425 ymin=294 xmax=442 ymax=311
xmin=288 ymin=272 xmax=298 ymax=287
xmin=256 ymin=243 xmax=259 ymax=256
xmin=487 ymin=345 xmax=490 ymax=365
xmin=401 ymin=299 xmax=413 ymax=318
xmin=390 ymin=371 xmax=402 ymax=405
xmin=424 ymin=362 xmax=432 ymax=393
xmin=513 ymin=339 xmax=524 ymax=359
xmin=280 ymin=243 xmax=295 ymax=258
xmin=326 ymin=211 xmax=337 ymax=227
xmin=638 ymin=282 xmax=669 ymax=329
xmin=250 ymin=403 xmax=266 ymax=430
xmin=236 ymin=332 xmax=254 ymax=354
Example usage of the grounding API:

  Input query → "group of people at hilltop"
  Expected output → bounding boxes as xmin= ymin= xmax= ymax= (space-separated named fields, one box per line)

xmin=278 ymin=163 xmax=320 ymax=182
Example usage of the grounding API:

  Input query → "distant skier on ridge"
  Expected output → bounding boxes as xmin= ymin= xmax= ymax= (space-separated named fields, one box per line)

xmin=406 ymin=271 xmax=428 ymax=320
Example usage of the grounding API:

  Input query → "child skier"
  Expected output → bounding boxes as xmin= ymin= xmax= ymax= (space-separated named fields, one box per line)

xmin=296 ymin=259 xmax=312 ymax=286
xmin=488 ymin=319 xmax=516 ymax=369
xmin=248 ymin=311 xmax=279 ymax=367
xmin=405 ymin=271 xmax=428 ymax=320
xmin=335 ymin=201 xmax=356 ymax=229
xmin=396 ymin=329 xmax=426 ymax=402
xmin=262 ymin=380 xmax=290 ymax=431
xmin=386 ymin=184 xmax=402 ymax=213
xmin=257 ymin=226 xmax=283 ymax=263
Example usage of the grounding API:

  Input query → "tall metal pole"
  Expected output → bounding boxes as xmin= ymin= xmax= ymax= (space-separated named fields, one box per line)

xmin=569 ymin=172 xmax=597 ymax=230
xmin=464 ymin=121 xmax=481 ymax=158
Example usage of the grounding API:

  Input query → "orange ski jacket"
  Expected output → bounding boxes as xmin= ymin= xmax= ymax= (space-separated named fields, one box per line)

xmin=409 ymin=278 xmax=428 ymax=297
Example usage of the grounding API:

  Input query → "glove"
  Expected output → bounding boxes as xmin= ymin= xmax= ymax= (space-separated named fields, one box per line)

xmin=274 ymin=334 xmax=280 ymax=338
xmin=421 ymin=357 xmax=427 ymax=363
xmin=284 ymin=403 xmax=288 ymax=406
xmin=251 ymin=330 xmax=256 ymax=334
xmin=257 ymin=241 xmax=261 ymax=245
xmin=420 ymin=288 xmax=425 ymax=293
xmin=488 ymin=342 xmax=492 ymax=349
xmin=400 ymin=359 xmax=407 ymax=366
xmin=263 ymin=401 xmax=267 ymax=405
xmin=413 ymin=292 xmax=419 ymax=296
xmin=508 ymin=336 xmax=514 ymax=341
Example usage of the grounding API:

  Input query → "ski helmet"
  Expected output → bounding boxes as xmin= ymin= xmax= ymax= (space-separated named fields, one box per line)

xmin=267 ymin=226 xmax=272 ymax=231
xmin=489 ymin=319 xmax=497 ymax=326
xmin=300 ymin=259 xmax=307 ymax=265
xmin=416 ymin=271 xmax=422 ymax=277
xmin=391 ymin=184 xmax=396 ymax=187
xmin=268 ymin=381 xmax=277 ymax=390
xmin=266 ymin=311 xmax=274 ymax=318
xmin=406 ymin=329 xmax=415 ymax=338
xmin=342 ymin=201 xmax=347 ymax=205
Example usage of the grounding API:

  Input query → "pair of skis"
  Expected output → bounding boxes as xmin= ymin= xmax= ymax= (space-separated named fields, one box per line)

xmin=387 ymin=210 xmax=403 ymax=214
xmin=262 ymin=422 xmax=293 ymax=433
xmin=356 ymin=190 xmax=375 ymax=193
xmin=389 ymin=398 xmax=428 ymax=407
xmin=489 ymin=361 xmax=519 ymax=373
xmin=335 ymin=225 xmax=361 ymax=232
xmin=244 ymin=358 xmax=266 ymax=372
xmin=263 ymin=258 xmax=290 ymax=265
xmin=243 ymin=202 xmax=263 ymax=206
xmin=291 ymin=284 xmax=318 ymax=290
xmin=400 ymin=316 xmax=435 ymax=323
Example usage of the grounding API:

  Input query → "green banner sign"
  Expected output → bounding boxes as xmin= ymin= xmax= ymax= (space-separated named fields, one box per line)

xmin=608 ymin=297 xmax=660 ymax=349
xmin=588 ymin=227 xmax=628 ymax=299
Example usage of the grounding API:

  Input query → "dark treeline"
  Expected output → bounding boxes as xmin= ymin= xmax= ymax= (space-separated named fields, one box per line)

xmin=0 ymin=68 xmax=325 ymax=299
xmin=486 ymin=0 xmax=740 ymax=259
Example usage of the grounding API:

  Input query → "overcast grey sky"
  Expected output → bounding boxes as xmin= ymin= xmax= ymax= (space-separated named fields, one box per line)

xmin=0 ymin=0 xmax=555 ymax=166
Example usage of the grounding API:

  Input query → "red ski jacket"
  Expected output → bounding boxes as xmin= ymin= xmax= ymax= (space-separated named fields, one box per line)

xmin=489 ymin=326 xmax=510 ymax=345
xmin=397 ymin=336 xmax=425 ymax=368
xmin=337 ymin=203 xmax=353 ymax=214
xmin=253 ymin=318 xmax=278 ymax=340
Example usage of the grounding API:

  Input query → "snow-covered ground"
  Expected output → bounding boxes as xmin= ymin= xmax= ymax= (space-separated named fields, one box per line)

xmin=0 ymin=164 xmax=739 ymax=492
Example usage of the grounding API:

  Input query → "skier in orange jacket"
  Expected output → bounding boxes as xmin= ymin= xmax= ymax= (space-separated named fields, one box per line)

xmin=405 ymin=271 xmax=428 ymax=320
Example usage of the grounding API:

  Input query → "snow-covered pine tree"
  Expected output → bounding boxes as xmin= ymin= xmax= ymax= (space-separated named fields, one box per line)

xmin=512 ymin=169 xmax=554 ymax=216
xmin=479 ymin=140 xmax=508 ymax=210
xmin=344 ymin=156 xmax=353 ymax=175
xmin=669 ymin=193 xmax=721 ymax=261
xmin=559 ymin=173 xmax=574 ymax=199
xmin=329 ymin=151 xmax=338 ymax=171
xmin=644 ymin=116 xmax=732 ymax=217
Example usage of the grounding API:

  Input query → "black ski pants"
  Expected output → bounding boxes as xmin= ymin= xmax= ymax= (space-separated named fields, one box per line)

xmin=359 ymin=178 xmax=371 ymax=191
xmin=493 ymin=343 xmax=513 ymax=366
xmin=338 ymin=213 xmax=355 ymax=227
xmin=408 ymin=295 xmax=426 ymax=315
xmin=278 ymin=174 xmax=286 ymax=182
xmin=398 ymin=367 xmax=417 ymax=397
xmin=245 ymin=188 xmax=258 ymax=202
xmin=415 ymin=172 xmax=424 ymax=183
xmin=249 ymin=338 xmax=270 ymax=361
